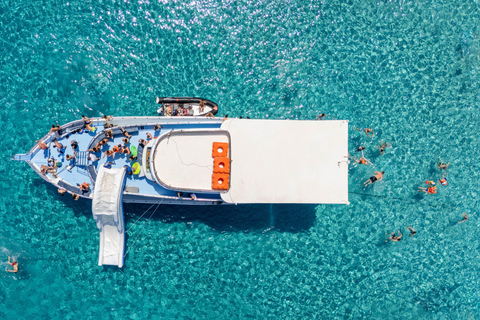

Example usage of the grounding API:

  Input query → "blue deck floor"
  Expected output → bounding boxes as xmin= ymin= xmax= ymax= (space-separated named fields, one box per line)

xmin=30 ymin=121 xmax=223 ymax=200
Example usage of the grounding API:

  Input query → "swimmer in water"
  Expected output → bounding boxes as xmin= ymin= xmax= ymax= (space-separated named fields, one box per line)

xmin=438 ymin=162 xmax=450 ymax=171
xmin=349 ymin=154 xmax=372 ymax=165
xmin=364 ymin=171 xmax=384 ymax=186
xmin=376 ymin=141 xmax=391 ymax=155
xmin=5 ymin=256 xmax=18 ymax=273
xmin=458 ymin=213 xmax=468 ymax=224
xmin=407 ymin=227 xmax=416 ymax=236
xmin=417 ymin=186 xmax=437 ymax=194
xmin=386 ymin=231 xmax=402 ymax=242
xmin=355 ymin=146 xmax=365 ymax=152
xmin=363 ymin=128 xmax=374 ymax=138
xmin=315 ymin=113 xmax=326 ymax=120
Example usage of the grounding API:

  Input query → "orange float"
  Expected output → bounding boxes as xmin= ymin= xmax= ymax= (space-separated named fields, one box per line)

xmin=212 ymin=173 xmax=229 ymax=190
xmin=212 ymin=142 xmax=228 ymax=158
xmin=213 ymin=157 xmax=230 ymax=174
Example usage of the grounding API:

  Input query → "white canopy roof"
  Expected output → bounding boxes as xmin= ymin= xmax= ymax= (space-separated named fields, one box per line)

xmin=220 ymin=119 xmax=349 ymax=204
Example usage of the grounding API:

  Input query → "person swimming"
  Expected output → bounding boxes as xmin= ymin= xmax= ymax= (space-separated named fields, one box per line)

xmin=438 ymin=162 xmax=450 ymax=171
xmin=364 ymin=171 xmax=384 ymax=186
xmin=458 ymin=213 xmax=468 ymax=224
xmin=407 ymin=227 xmax=416 ymax=236
xmin=376 ymin=141 xmax=391 ymax=155
xmin=5 ymin=256 xmax=18 ymax=273
xmin=387 ymin=231 xmax=402 ymax=242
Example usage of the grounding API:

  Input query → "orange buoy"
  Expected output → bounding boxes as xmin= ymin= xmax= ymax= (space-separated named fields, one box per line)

xmin=212 ymin=173 xmax=229 ymax=190
xmin=212 ymin=142 xmax=228 ymax=158
xmin=213 ymin=157 xmax=230 ymax=174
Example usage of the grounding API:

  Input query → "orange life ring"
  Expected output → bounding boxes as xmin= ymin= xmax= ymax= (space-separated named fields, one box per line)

xmin=212 ymin=173 xmax=229 ymax=190
xmin=212 ymin=142 xmax=228 ymax=158
xmin=213 ymin=157 xmax=230 ymax=174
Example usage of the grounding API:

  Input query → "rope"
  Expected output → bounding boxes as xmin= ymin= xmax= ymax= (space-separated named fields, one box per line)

xmin=125 ymin=202 xmax=156 ymax=234
xmin=348 ymin=191 xmax=404 ymax=201
xmin=124 ymin=199 xmax=163 ymax=258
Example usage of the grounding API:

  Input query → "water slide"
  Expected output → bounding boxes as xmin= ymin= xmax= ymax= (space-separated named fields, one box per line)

xmin=92 ymin=167 xmax=126 ymax=268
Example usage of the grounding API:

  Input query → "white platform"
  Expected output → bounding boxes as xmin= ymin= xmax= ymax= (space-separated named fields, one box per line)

xmin=92 ymin=167 xmax=126 ymax=268
xmin=220 ymin=119 xmax=349 ymax=204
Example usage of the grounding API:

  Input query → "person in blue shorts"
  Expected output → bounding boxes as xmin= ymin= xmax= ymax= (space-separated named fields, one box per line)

xmin=124 ymin=164 xmax=133 ymax=175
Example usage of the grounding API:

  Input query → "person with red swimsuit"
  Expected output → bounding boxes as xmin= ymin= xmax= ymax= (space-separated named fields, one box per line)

xmin=5 ymin=256 xmax=18 ymax=273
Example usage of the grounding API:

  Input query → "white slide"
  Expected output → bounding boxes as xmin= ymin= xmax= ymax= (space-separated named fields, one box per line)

xmin=92 ymin=167 xmax=127 ymax=268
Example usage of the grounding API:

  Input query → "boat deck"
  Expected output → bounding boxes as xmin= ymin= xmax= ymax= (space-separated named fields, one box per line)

xmin=28 ymin=117 xmax=224 ymax=203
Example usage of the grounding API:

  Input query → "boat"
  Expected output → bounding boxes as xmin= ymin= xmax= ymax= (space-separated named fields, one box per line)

xmin=156 ymin=97 xmax=219 ymax=116
xmin=12 ymin=105 xmax=350 ymax=267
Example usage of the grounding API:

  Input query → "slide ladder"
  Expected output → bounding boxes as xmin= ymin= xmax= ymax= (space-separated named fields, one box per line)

xmin=92 ymin=166 xmax=126 ymax=268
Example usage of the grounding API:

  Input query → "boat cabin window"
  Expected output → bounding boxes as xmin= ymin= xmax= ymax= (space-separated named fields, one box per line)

xmin=146 ymin=147 xmax=151 ymax=173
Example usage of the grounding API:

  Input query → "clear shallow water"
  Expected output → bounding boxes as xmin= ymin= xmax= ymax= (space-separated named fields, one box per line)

xmin=1 ymin=0 xmax=480 ymax=318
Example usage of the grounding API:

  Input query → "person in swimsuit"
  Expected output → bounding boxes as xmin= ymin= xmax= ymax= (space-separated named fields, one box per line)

xmin=349 ymin=154 xmax=372 ymax=165
xmin=58 ymin=187 xmax=67 ymax=196
xmin=139 ymin=139 xmax=148 ymax=147
xmin=154 ymin=125 xmax=162 ymax=131
xmin=315 ymin=113 xmax=326 ymax=120
xmin=122 ymin=137 xmax=130 ymax=144
xmin=72 ymin=193 xmax=80 ymax=200
xmin=407 ymin=227 xmax=416 ymax=236
xmin=105 ymin=130 xmax=114 ymax=139
xmin=49 ymin=124 xmax=60 ymax=133
xmin=54 ymin=141 xmax=65 ymax=154
xmin=387 ymin=231 xmax=402 ymax=242
xmin=146 ymin=132 xmax=153 ymax=141
xmin=438 ymin=162 xmax=449 ymax=171
xmin=355 ymin=145 xmax=365 ymax=152
xmin=81 ymin=116 xmax=94 ymax=131
xmin=124 ymin=165 xmax=133 ymax=176
xmin=458 ymin=213 xmax=468 ymax=224
xmin=364 ymin=171 xmax=384 ymax=186
xmin=377 ymin=141 xmax=391 ymax=155
xmin=119 ymin=127 xmax=132 ymax=138
xmin=103 ymin=149 xmax=114 ymax=159
xmin=5 ymin=257 xmax=18 ymax=273
xmin=36 ymin=140 xmax=48 ymax=150
xmin=364 ymin=128 xmax=374 ymax=137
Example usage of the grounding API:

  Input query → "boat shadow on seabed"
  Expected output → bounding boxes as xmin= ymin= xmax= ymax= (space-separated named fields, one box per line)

xmin=123 ymin=203 xmax=317 ymax=233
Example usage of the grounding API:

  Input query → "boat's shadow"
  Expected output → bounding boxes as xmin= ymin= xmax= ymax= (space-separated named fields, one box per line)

xmin=123 ymin=203 xmax=317 ymax=233
xmin=45 ymin=181 xmax=316 ymax=233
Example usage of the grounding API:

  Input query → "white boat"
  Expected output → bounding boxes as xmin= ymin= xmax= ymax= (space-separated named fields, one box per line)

xmin=13 ymin=109 xmax=350 ymax=267
xmin=156 ymin=97 xmax=218 ymax=117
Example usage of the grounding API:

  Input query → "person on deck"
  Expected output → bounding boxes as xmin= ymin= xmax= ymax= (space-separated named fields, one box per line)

xmin=124 ymin=165 xmax=133 ymax=176
xmin=119 ymin=127 xmax=132 ymax=138
xmin=364 ymin=171 xmax=384 ymax=186
xmin=79 ymin=182 xmax=90 ymax=193
xmin=54 ymin=141 xmax=65 ymax=154
xmin=82 ymin=116 xmax=94 ymax=131
xmin=36 ymin=140 xmax=48 ymax=150
xmin=49 ymin=124 xmax=60 ymax=133
xmin=5 ymin=257 xmax=18 ymax=273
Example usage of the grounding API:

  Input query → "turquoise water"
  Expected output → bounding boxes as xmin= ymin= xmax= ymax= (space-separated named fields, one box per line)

xmin=1 ymin=0 xmax=480 ymax=318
